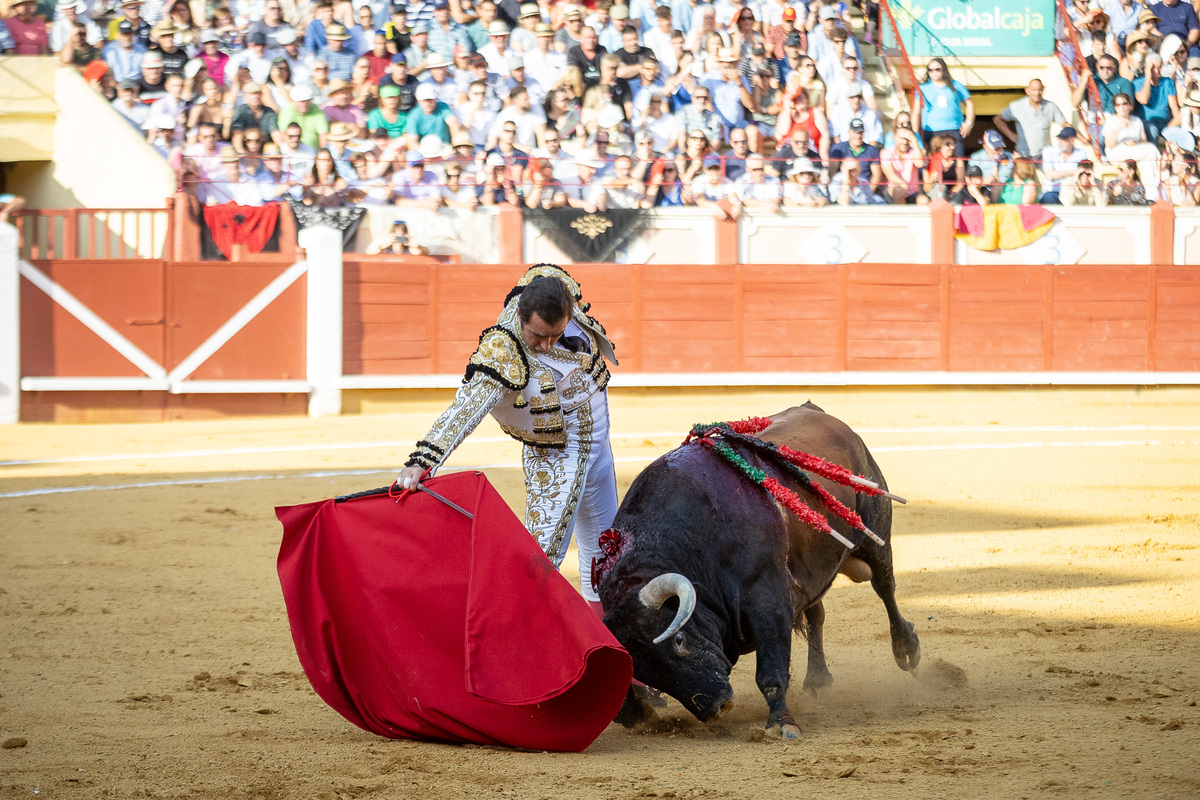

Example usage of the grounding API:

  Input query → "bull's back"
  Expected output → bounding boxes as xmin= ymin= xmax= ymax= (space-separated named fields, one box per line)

xmin=759 ymin=404 xmax=868 ymax=472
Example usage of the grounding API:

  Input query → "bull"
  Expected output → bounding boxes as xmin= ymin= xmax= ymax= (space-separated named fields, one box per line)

xmin=597 ymin=402 xmax=921 ymax=738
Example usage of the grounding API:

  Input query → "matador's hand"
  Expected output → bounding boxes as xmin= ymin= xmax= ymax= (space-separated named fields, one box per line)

xmin=397 ymin=465 xmax=427 ymax=492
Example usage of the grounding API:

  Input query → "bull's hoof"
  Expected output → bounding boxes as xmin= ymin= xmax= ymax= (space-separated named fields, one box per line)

xmin=613 ymin=686 xmax=660 ymax=729
xmin=802 ymin=669 xmax=834 ymax=695
xmin=892 ymin=620 xmax=921 ymax=672
xmin=765 ymin=719 xmax=802 ymax=740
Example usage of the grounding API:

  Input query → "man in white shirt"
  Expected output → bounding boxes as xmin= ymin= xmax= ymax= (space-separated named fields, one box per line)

xmin=523 ymin=21 xmax=566 ymax=88
xmin=690 ymin=156 xmax=738 ymax=219
xmin=562 ymin=149 xmax=608 ymax=212
xmin=226 ymin=30 xmax=274 ymax=84
xmin=492 ymin=85 xmax=547 ymax=148
xmin=478 ymin=20 xmax=514 ymax=77
xmin=731 ymin=153 xmax=781 ymax=211
xmin=829 ymin=84 xmax=883 ymax=147
xmin=534 ymin=127 xmax=575 ymax=182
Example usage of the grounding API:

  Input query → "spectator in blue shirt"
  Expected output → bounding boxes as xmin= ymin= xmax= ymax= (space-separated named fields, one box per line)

xmin=1074 ymin=54 xmax=1136 ymax=113
xmin=912 ymin=57 xmax=974 ymax=157
xmin=102 ymin=21 xmax=146 ymax=84
xmin=1135 ymin=54 xmax=1181 ymax=143
xmin=1150 ymin=0 xmax=1199 ymax=57
xmin=319 ymin=23 xmax=359 ymax=80
xmin=306 ymin=0 xmax=334 ymax=56
xmin=703 ymin=47 xmax=757 ymax=149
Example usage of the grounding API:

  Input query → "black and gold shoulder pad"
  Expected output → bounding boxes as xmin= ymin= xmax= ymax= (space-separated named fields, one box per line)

xmin=464 ymin=325 xmax=530 ymax=391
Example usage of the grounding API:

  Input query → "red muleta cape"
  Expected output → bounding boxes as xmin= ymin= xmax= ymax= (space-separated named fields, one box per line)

xmin=275 ymin=471 xmax=632 ymax=752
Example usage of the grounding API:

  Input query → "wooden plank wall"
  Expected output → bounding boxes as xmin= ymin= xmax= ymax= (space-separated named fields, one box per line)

xmin=341 ymin=262 xmax=1200 ymax=375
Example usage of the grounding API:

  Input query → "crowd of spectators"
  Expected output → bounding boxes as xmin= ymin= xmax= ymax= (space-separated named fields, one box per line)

xmin=6 ymin=0 xmax=1200 ymax=210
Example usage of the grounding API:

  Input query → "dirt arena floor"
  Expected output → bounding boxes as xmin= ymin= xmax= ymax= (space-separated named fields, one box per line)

xmin=2 ymin=387 xmax=1199 ymax=800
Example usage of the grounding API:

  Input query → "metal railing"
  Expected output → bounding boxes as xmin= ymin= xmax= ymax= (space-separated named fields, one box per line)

xmin=878 ymin=0 xmax=924 ymax=115
xmin=1054 ymin=0 xmax=1104 ymax=154
xmin=14 ymin=205 xmax=172 ymax=261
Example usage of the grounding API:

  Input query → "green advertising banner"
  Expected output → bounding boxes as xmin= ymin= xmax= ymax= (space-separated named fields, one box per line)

xmin=883 ymin=0 xmax=1056 ymax=57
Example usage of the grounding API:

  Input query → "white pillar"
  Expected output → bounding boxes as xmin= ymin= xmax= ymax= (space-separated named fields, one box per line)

xmin=299 ymin=225 xmax=343 ymax=418
xmin=0 ymin=223 xmax=18 ymax=425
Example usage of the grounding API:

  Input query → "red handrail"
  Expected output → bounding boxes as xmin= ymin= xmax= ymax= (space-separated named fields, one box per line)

xmin=1054 ymin=0 xmax=1104 ymax=156
xmin=878 ymin=0 xmax=924 ymax=114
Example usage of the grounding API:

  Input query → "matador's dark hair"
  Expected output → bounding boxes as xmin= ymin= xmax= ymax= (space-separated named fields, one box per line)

xmin=517 ymin=276 xmax=573 ymax=325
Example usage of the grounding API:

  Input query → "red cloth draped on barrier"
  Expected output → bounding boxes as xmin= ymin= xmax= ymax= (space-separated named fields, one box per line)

xmin=275 ymin=471 xmax=632 ymax=752
xmin=202 ymin=202 xmax=280 ymax=259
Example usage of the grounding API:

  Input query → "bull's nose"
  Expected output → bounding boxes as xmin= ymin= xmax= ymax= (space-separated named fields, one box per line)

xmin=717 ymin=701 xmax=733 ymax=716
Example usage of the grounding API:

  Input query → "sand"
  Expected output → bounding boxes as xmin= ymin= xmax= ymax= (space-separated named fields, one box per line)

xmin=2 ymin=387 xmax=1199 ymax=799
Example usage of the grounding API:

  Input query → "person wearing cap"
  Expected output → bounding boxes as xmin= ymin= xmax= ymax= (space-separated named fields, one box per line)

xmin=1135 ymin=53 xmax=1183 ymax=143
xmin=427 ymin=0 xmax=471 ymax=59
xmin=782 ymin=157 xmax=830 ymax=207
xmin=392 ymin=149 xmax=444 ymax=207
xmin=595 ymin=3 xmax=626 ymax=53
xmin=1037 ymin=125 xmax=1088 ymax=204
xmin=566 ymin=22 xmax=605 ymax=88
xmin=477 ymin=150 xmax=521 ymax=205
xmin=807 ymin=2 xmax=861 ymax=67
xmin=968 ymin=129 xmax=1014 ymax=191
xmin=689 ymin=154 xmax=738 ymax=217
xmin=946 ymin=164 xmax=991 ymax=207
xmin=367 ymin=83 xmax=407 ymax=138
xmin=402 ymin=20 xmax=435 ymax=73
xmin=224 ymin=30 xmax=273 ymax=85
xmin=522 ymin=20 xmax=566 ymax=88
xmin=112 ymin=78 xmax=151 ymax=128
xmin=105 ymin=0 xmax=151 ymax=48
xmin=382 ymin=1 xmax=412 ymax=52
xmin=764 ymin=5 xmax=802 ymax=62
xmin=1149 ymin=0 xmax=1199 ymax=57
xmin=829 ymin=83 xmax=882 ymax=148
xmin=103 ymin=20 xmax=147 ymax=83
xmin=828 ymin=117 xmax=883 ymax=191
xmin=143 ymin=113 xmax=177 ymax=157
xmin=195 ymin=30 xmax=228 ymax=88
xmin=278 ymin=85 xmax=332 ymax=148
xmin=403 ymin=81 xmax=461 ymax=149
xmin=379 ymin=53 xmax=420 ymax=110
xmin=994 ymin=79 xmax=1066 ymax=157
xmin=497 ymin=52 xmax=546 ymax=107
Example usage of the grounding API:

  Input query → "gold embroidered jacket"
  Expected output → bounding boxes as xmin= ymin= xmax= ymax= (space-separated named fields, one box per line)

xmin=405 ymin=265 xmax=617 ymax=472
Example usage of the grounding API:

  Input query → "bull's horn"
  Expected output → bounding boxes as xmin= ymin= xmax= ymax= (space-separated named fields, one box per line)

xmin=639 ymin=573 xmax=697 ymax=645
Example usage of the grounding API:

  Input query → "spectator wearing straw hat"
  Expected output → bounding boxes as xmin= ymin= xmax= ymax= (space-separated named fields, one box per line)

xmin=562 ymin=148 xmax=608 ymax=212
xmin=509 ymin=2 xmax=540 ymax=53
xmin=324 ymin=122 xmax=359 ymax=179
xmin=420 ymin=54 xmax=460 ymax=104
xmin=103 ymin=20 xmax=147 ymax=82
xmin=318 ymin=24 xmax=357 ymax=80
xmin=477 ymin=20 xmax=514 ymax=76
xmin=1180 ymin=69 xmax=1200 ymax=136
xmin=149 ymin=19 xmax=187 ymax=74
xmin=278 ymin=85 xmax=331 ymax=149
xmin=523 ymin=21 xmax=565 ymax=88
xmin=322 ymin=79 xmax=367 ymax=135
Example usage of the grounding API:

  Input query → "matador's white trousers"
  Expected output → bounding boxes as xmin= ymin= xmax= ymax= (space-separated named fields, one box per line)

xmin=521 ymin=389 xmax=618 ymax=603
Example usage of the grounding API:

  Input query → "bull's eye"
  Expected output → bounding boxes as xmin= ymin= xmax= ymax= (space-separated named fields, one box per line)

xmin=674 ymin=633 xmax=685 ymax=647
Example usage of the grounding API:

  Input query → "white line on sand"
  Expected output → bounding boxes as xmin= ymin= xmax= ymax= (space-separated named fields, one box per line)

xmin=3 ymin=425 xmax=1198 ymax=467
xmin=0 ymin=439 xmax=1195 ymax=499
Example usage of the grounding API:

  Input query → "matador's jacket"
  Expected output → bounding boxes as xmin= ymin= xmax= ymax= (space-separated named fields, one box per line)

xmin=405 ymin=264 xmax=618 ymax=473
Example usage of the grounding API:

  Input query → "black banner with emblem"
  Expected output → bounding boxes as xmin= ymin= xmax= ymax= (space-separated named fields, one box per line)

xmin=523 ymin=208 xmax=649 ymax=263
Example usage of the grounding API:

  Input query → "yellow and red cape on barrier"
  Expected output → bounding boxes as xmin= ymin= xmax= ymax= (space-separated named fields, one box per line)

xmin=954 ymin=205 xmax=1056 ymax=251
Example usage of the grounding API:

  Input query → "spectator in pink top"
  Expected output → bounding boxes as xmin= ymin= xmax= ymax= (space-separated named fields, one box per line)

xmin=321 ymin=80 xmax=367 ymax=137
xmin=7 ymin=0 xmax=51 ymax=55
